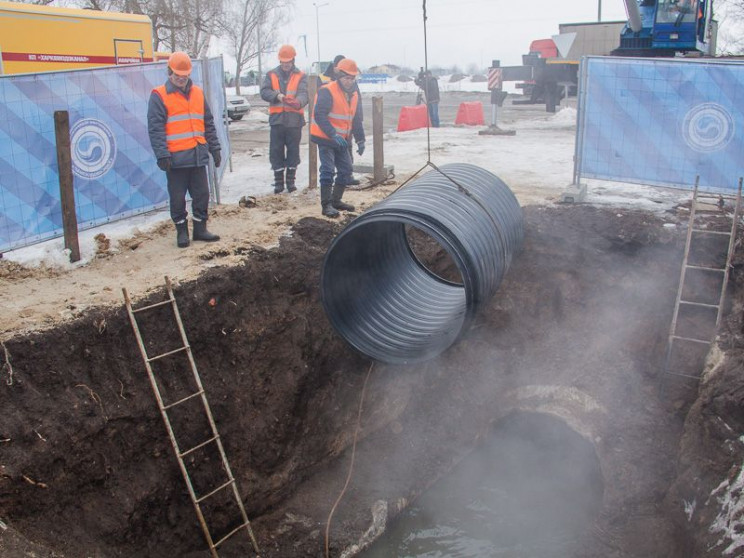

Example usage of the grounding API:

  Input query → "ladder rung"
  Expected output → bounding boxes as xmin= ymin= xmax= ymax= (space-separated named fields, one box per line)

xmin=213 ymin=520 xmax=252 ymax=549
xmin=163 ymin=389 xmax=205 ymax=410
xmin=686 ymin=264 xmax=725 ymax=272
xmin=663 ymin=370 xmax=703 ymax=380
xmin=147 ymin=345 xmax=189 ymax=362
xmin=180 ymin=434 xmax=219 ymax=458
xmin=691 ymin=229 xmax=731 ymax=236
xmin=196 ymin=478 xmax=236 ymax=503
xmin=679 ymin=300 xmax=720 ymax=309
xmin=132 ymin=298 xmax=173 ymax=313
xmin=670 ymin=334 xmax=711 ymax=345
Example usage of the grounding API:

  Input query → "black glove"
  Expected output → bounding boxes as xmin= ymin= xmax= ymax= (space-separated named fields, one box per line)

xmin=157 ymin=157 xmax=171 ymax=172
xmin=356 ymin=141 xmax=365 ymax=156
xmin=334 ymin=135 xmax=348 ymax=150
xmin=212 ymin=151 xmax=221 ymax=168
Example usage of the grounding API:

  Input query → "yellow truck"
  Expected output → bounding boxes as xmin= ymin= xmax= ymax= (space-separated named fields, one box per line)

xmin=0 ymin=1 xmax=158 ymax=75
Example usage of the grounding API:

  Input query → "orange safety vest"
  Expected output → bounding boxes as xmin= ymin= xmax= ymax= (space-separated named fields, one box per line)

xmin=154 ymin=84 xmax=207 ymax=153
xmin=269 ymin=71 xmax=305 ymax=115
xmin=310 ymin=81 xmax=359 ymax=140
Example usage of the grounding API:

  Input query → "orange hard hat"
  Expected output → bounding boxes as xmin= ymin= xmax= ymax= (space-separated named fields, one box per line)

xmin=168 ymin=51 xmax=192 ymax=76
xmin=278 ymin=45 xmax=297 ymax=62
xmin=336 ymin=58 xmax=359 ymax=76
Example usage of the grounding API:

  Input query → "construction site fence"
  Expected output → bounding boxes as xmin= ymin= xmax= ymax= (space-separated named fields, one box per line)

xmin=574 ymin=56 xmax=744 ymax=193
xmin=0 ymin=56 xmax=229 ymax=253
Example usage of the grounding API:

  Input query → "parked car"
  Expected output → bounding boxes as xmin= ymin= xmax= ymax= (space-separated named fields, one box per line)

xmin=226 ymin=95 xmax=250 ymax=121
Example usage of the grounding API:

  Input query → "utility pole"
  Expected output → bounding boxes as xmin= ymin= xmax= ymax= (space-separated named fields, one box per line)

xmin=313 ymin=2 xmax=329 ymax=70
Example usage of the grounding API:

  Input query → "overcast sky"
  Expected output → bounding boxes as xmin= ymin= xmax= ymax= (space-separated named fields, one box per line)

xmin=267 ymin=0 xmax=630 ymax=72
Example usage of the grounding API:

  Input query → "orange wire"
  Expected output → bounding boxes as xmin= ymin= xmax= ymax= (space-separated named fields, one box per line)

xmin=324 ymin=361 xmax=375 ymax=558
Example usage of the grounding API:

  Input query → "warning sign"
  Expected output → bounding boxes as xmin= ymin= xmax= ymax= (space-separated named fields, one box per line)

xmin=488 ymin=67 xmax=502 ymax=91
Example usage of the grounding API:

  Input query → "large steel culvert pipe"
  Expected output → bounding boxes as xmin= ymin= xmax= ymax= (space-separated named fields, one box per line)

xmin=320 ymin=163 xmax=524 ymax=365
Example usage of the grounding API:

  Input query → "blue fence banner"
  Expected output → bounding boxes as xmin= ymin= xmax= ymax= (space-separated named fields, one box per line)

xmin=0 ymin=56 xmax=228 ymax=253
xmin=576 ymin=56 xmax=744 ymax=193
xmin=358 ymin=73 xmax=388 ymax=84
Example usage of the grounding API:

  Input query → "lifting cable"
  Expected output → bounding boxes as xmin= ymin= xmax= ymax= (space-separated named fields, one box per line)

xmin=323 ymin=2 xmax=495 ymax=554
xmin=391 ymin=1 xmax=484 ymax=208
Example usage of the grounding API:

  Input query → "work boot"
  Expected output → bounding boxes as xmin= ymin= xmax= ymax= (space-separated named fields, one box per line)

xmin=332 ymin=185 xmax=355 ymax=212
xmin=348 ymin=177 xmax=361 ymax=186
xmin=322 ymin=204 xmax=340 ymax=218
xmin=175 ymin=221 xmax=190 ymax=248
xmin=286 ymin=167 xmax=297 ymax=193
xmin=192 ymin=219 xmax=220 ymax=242
xmin=321 ymin=183 xmax=339 ymax=218
xmin=273 ymin=168 xmax=285 ymax=194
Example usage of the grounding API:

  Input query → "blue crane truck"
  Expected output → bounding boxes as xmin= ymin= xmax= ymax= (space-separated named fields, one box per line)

xmin=502 ymin=0 xmax=717 ymax=111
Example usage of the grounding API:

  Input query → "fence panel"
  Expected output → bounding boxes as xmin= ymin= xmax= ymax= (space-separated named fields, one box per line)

xmin=576 ymin=56 xmax=744 ymax=193
xmin=0 ymin=57 xmax=227 ymax=253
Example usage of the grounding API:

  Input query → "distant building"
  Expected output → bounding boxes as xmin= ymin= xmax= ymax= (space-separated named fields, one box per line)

xmin=367 ymin=64 xmax=402 ymax=76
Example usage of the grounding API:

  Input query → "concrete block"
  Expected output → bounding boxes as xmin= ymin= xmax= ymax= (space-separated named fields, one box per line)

xmin=353 ymin=164 xmax=394 ymax=175
xmin=478 ymin=126 xmax=516 ymax=136
xmin=559 ymin=183 xmax=587 ymax=204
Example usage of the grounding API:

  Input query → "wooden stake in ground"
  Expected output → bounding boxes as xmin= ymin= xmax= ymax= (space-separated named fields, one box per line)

xmin=54 ymin=110 xmax=81 ymax=263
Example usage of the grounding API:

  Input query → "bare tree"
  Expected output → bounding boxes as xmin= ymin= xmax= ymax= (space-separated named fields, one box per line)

xmin=77 ymin=0 xmax=222 ymax=55
xmin=466 ymin=63 xmax=481 ymax=76
xmin=181 ymin=0 xmax=223 ymax=56
xmin=714 ymin=0 xmax=744 ymax=55
xmin=217 ymin=0 xmax=292 ymax=94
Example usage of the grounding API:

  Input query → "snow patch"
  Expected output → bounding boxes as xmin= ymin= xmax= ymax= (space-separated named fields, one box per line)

xmin=709 ymin=464 xmax=744 ymax=554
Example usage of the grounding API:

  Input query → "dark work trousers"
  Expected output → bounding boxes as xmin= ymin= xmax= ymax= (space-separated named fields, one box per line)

xmin=269 ymin=125 xmax=302 ymax=170
xmin=165 ymin=165 xmax=210 ymax=223
xmin=428 ymin=101 xmax=440 ymax=128
xmin=318 ymin=143 xmax=353 ymax=186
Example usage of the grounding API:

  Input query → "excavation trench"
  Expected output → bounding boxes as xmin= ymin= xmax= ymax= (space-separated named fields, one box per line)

xmin=361 ymin=412 xmax=604 ymax=557
xmin=0 ymin=204 xmax=741 ymax=557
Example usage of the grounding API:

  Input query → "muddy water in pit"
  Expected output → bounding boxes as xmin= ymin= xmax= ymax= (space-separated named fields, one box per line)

xmin=361 ymin=413 xmax=603 ymax=557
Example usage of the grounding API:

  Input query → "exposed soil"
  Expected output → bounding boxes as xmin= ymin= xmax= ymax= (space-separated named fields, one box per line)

xmin=3 ymin=195 xmax=744 ymax=557
xmin=3 ymin=93 xmax=744 ymax=557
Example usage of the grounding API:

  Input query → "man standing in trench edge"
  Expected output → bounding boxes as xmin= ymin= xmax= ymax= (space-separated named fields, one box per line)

xmin=148 ymin=51 xmax=222 ymax=248
xmin=310 ymin=58 xmax=366 ymax=218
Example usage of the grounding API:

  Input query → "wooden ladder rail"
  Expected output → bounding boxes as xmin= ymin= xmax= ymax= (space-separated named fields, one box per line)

xmin=123 ymin=276 xmax=260 ymax=557
xmin=662 ymin=177 xmax=742 ymax=381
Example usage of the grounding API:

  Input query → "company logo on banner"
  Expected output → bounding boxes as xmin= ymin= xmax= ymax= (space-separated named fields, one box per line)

xmin=70 ymin=118 xmax=117 ymax=179
xmin=682 ymin=103 xmax=735 ymax=153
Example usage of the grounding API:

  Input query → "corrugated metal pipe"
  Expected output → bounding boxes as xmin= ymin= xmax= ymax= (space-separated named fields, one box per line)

xmin=320 ymin=163 xmax=524 ymax=365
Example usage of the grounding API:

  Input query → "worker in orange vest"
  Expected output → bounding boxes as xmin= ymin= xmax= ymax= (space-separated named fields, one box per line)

xmin=147 ymin=51 xmax=221 ymax=248
xmin=318 ymin=54 xmax=363 ymax=186
xmin=260 ymin=44 xmax=309 ymax=194
xmin=310 ymin=58 xmax=366 ymax=218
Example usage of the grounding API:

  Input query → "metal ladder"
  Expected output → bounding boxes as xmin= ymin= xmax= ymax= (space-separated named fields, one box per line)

xmin=662 ymin=178 xmax=742 ymax=381
xmin=123 ymin=276 xmax=260 ymax=557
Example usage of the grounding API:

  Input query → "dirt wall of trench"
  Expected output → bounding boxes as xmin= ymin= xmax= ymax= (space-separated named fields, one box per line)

xmin=2 ymin=204 xmax=743 ymax=557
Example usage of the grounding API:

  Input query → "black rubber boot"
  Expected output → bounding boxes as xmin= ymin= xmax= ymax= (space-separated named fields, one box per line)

xmin=321 ymin=183 xmax=339 ymax=218
xmin=273 ymin=168 xmax=285 ymax=194
xmin=332 ymin=185 xmax=355 ymax=212
xmin=192 ymin=219 xmax=220 ymax=242
xmin=175 ymin=221 xmax=190 ymax=248
xmin=286 ymin=167 xmax=297 ymax=193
